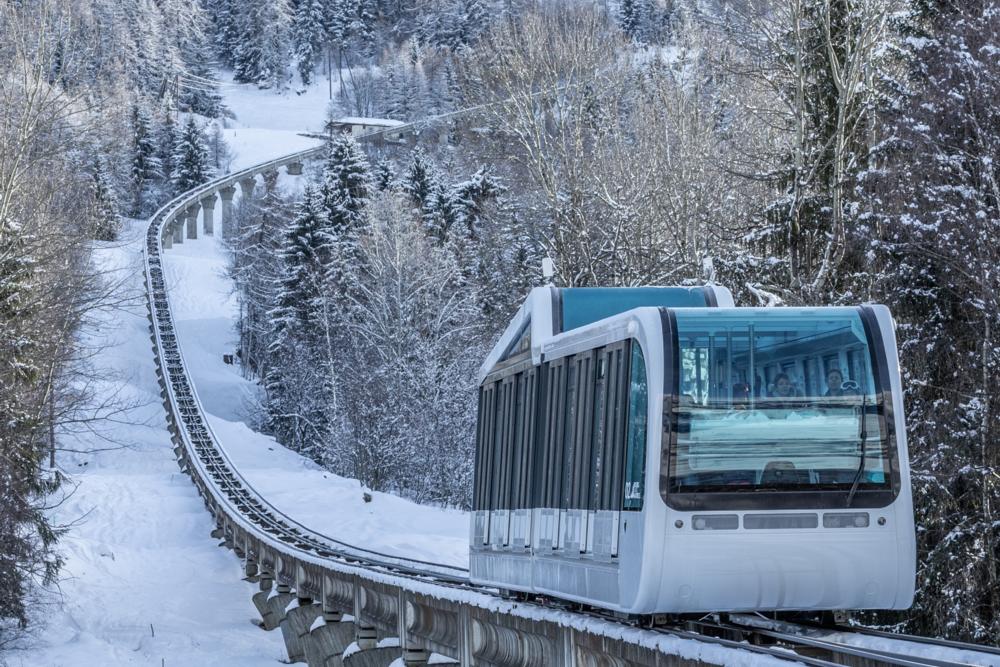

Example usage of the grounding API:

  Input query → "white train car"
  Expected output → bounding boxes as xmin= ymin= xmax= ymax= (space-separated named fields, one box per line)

xmin=470 ymin=287 xmax=915 ymax=616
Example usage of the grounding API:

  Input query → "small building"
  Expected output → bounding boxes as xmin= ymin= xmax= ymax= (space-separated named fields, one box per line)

xmin=325 ymin=116 xmax=407 ymax=142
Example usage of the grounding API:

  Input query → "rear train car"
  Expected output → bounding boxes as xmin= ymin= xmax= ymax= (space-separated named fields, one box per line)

xmin=470 ymin=291 xmax=915 ymax=615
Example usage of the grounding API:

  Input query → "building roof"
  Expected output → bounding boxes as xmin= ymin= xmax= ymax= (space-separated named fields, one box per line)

xmin=331 ymin=117 xmax=406 ymax=127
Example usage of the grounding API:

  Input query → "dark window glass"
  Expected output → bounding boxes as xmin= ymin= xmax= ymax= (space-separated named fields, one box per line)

xmin=623 ymin=343 xmax=648 ymax=510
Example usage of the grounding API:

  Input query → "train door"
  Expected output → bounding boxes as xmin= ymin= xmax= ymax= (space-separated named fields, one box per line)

xmin=588 ymin=342 xmax=628 ymax=560
xmin=489 ymin=376 xmax=516 ymax=549
xmin=532 ymin=357 xmax=566 ymax=553
xmin=473 ymin=383 xmax=497 ymax=547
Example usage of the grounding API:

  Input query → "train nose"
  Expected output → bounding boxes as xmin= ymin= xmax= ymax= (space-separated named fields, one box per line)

xmin=666 ymin=529 xmax=899 ymax=612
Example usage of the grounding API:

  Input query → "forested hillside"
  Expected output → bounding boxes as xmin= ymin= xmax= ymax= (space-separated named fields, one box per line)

xmin=0 ymin=0 xmax=997 ymax=650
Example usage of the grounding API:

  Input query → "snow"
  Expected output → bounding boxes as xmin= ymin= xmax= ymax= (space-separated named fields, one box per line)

xmin=14 ymin=221 xmax=287 ymax=666
xmin=218 ymin=70 xmax=333 ymax=134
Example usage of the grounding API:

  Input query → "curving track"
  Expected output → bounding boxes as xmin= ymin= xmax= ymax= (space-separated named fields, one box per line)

xmin=142 ymin=124 xmax=1000 ymax=667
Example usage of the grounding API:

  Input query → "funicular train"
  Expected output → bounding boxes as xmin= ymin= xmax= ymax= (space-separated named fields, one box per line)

xmin=470 ymin=286 xmax=915 ymax=616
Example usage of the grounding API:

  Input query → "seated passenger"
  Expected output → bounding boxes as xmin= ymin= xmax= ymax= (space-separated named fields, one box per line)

xmin=768 ymin=372 xmax=802 ymax=399
xmin=825 ymin=368 xmax=858 ymax=397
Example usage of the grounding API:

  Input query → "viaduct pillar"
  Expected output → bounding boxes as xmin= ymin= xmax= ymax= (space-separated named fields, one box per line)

xmin=219 ymin=185 xmax=236 ymax=239
xmin=200 ymin=194 xmax=216 ymax=236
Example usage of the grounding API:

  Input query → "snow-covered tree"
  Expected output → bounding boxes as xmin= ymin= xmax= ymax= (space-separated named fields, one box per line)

xmin=859 ymin=0 xmax=1000 ymax=640
xmin=171 ymin=116 xmax=212 ymax=194
xmin=401 ymin=147 xmax=440 ymax=210
xmin=321 ymin=133 xmax=373 ymax=237
xmin=157 ymin=109 xmax=177 ymax=187
xmin=129 ymin=102 xmax=159 ymax=216
xmin=336 ymin=192 xmax=484 ymax=503
xmin=90 ymin=158 xmax=121 ymax=241
xmin=264 ymin=187 xmax=335 ymax=457
xmin=233 ymin=0 xmax=292 ymax=89
xmin=292 ymin=0 xmax=326 ymax=85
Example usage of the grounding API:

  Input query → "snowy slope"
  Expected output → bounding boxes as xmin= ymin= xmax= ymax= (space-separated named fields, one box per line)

xmin=16 ymin=221 xmax=286 ymax=666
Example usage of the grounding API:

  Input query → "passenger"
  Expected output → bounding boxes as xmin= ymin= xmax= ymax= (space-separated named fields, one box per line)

xmin=769 ymin=372 xmax=802 ymax=399
xmin=825 ymin=368 xmax=858 ymax=397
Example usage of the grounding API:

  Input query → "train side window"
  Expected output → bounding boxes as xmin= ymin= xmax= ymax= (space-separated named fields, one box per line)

xmin=477 ymin=383 xmax=498 ymax=512
xmin=571 ymin=352 xmax=596 ymax=510
xmin=489 ymin=380 xmax=506 ymax=511
xmin=623 ymin=342 xmax=648 ymax=511
xmin=589 ymin=349 xmax=609 ymax=511
xmin=539 ymin=358 xmax=568 ymax=509
xmin=472 ymin=386 xmax=490 ymax=510
xmin=560 ymin=359 xmax=579 ymax=510
xmin=512 ymin=369 xmax=537 ymax=510
xmin=608 ymin=345 xmax=629 ymax=511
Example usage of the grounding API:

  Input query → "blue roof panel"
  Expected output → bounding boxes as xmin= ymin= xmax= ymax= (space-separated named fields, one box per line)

xmin=560 ymin=287 xmax=710 ymax=332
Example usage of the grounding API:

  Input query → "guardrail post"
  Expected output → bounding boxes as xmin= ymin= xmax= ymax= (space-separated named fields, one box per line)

xmin=398 ymin=591 xmax=429 ymax=665
xmin=185 ymin=203 xmax=200 ymax=239
xmin=219 ymin=185 xmax=236 ymax=238
xmin=200 ymin=193 xmax=216 ymax=235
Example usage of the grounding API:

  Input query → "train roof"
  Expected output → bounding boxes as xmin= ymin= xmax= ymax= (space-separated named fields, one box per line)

xmin=479 ymin=285 xmax=733 ymax=382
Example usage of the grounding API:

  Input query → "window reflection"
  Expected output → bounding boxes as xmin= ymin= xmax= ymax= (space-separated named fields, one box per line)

xmin=670 ymin=310 xmax=890 ymax=493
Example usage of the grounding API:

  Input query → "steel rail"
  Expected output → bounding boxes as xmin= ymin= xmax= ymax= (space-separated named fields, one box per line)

xmin=690 ymin=620 xmax=977 ymax=667
xmin=827 ymin=624 xmax=1000 ymax=659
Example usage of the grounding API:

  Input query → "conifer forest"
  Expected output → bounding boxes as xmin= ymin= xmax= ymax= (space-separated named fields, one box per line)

xmin=1 ymin=0 xmax=998 ymax=657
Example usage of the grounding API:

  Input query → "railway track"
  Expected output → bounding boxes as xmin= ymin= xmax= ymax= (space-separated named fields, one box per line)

xmin=143 ymin=120 xmax=1000 ymax=667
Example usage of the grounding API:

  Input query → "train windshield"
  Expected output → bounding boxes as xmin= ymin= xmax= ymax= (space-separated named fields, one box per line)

xmin=668 ymin=309 xmax=891 ymax=494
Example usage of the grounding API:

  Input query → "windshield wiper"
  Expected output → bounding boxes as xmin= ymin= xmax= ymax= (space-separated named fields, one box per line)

xmin=845 ymin=392 xmax=868 ymax=507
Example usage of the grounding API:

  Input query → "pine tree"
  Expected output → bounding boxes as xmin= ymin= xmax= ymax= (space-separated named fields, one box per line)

xmin=233 ymin=0 xmax=292 ymax=89
xmin=292 ymin=0 xmax=326 ymax=85
xmin=620 ymin=0 xmax=640 ymax=38
xmin=320 ymin=133 xmax=373 ymax=236
xmin=319 ymin=134 xmax=373 ymax=293
xmin=268 ymin=186 xmax=331 ymax=344
xmin=211 ymin=0 xmax=241 ymax=67
xmin=422 ymin=183 xmax=460 ymax=244
xmin=157 ymin=109 xmax=177 ymax=189
xmin=451 ymin=166 xmax=505 ymax=240
xmin=373 ymin=156 xmax=396 ymax=191
xmin=401 ymin=147 xmax=439 ymax=210
xmin=130 ymin=102 xmax=158 ymax=216
xmin=264 ymin=187 xmax=334 ymax=455
xmin=91 ymin=158 xmax=121 ymax=241
xmin=171 ymin=116 xmax=212 ymax=194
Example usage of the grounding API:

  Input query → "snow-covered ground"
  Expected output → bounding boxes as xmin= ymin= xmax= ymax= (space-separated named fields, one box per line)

xmin=14 ymin=221 xmax=287 ymax=667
